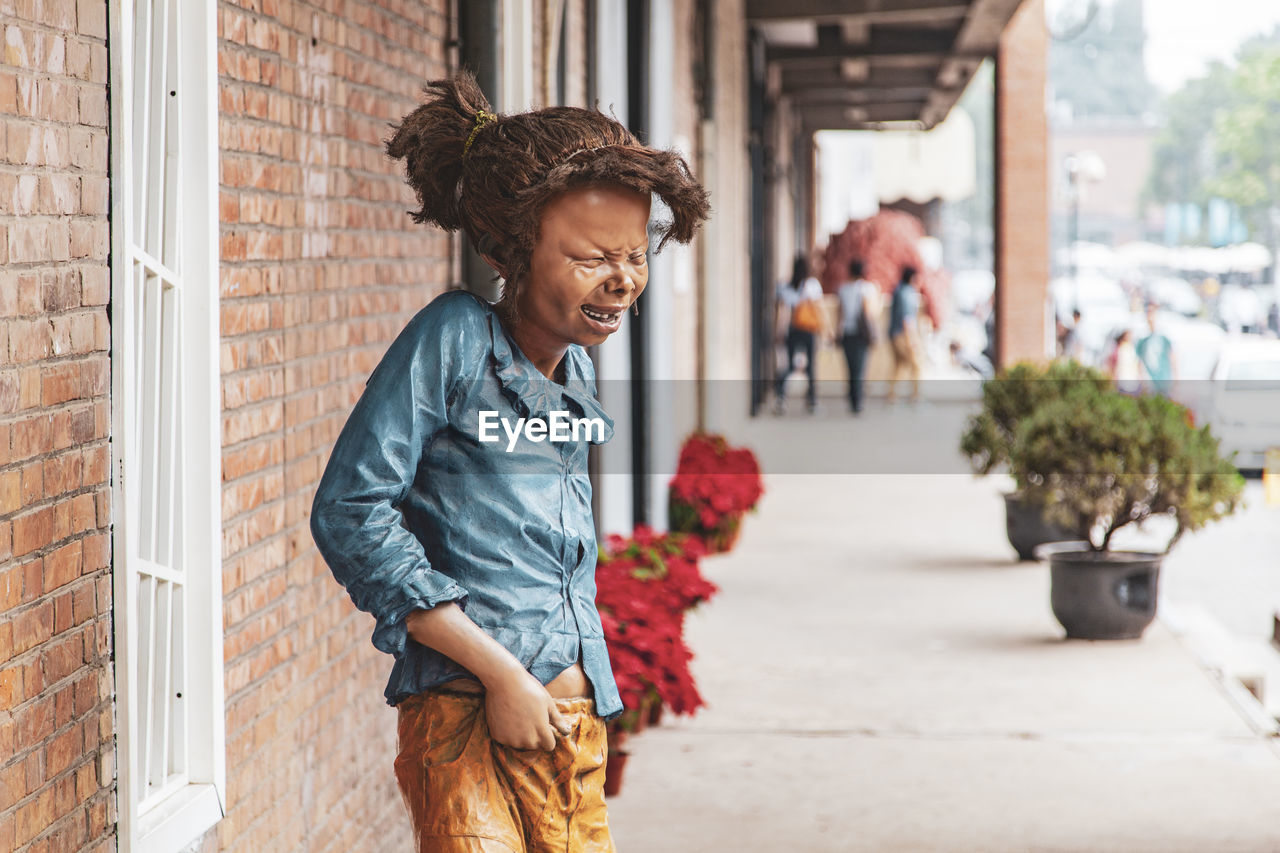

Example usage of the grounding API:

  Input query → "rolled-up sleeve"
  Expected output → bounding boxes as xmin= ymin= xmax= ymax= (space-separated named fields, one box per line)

xmin=309 ymin=300 xmax=475 ymax=658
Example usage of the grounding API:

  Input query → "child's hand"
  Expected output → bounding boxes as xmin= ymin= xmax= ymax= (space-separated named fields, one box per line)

xmin=484 ymin=667 xmax=571 ymax=751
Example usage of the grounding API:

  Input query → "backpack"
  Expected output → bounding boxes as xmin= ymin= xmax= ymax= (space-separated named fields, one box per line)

xmin=845 ymin=282 xmax=876 ymax=346
xmin=851 ymin=294 xmax=875 ymax=345
xmin=792 ymin=297 xmax=823 ymax=333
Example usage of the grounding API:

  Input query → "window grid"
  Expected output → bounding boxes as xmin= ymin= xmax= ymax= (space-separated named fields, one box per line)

xmin=127 ymin=0 xmax=190 ymax=816
xmin=112 ymin=0 xmax=224 ymax=846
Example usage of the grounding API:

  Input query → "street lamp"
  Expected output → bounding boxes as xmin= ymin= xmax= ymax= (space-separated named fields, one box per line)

xmin=1044 ymin=0 xmax=1102 ymax=41
xmin=1065 ymin=150 xmax=1106 ymax=312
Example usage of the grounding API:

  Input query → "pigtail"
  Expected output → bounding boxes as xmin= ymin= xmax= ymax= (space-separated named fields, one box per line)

xmin=385 ymin=70 xmax=495 ymax=233
xmin=387 ymin=71 xmax=710 ymax=298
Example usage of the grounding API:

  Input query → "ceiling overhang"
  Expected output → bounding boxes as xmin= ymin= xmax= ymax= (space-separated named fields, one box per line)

xmin=749 ymin=0 xmax=1028 ymax=131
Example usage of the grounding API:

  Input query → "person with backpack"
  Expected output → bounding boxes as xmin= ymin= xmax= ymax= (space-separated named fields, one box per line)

xmin=774 ymin=255 xmax=829 ymax=413
xmin=836 ymin=259 xmax=879 ymax=414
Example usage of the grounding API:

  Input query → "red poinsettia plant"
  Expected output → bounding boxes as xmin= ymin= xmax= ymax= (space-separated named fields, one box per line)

xmin=668 ymin=433 xmax=764 ymax=552
xmin=596 ymin=526 xmax=718 ymax=731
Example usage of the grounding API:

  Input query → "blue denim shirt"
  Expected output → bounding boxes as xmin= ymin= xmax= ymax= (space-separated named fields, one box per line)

xmin=309 ymin=290 xmax=623 ymax=718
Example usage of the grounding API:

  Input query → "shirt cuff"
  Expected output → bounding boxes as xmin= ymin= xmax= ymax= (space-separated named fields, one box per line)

xmin=370 ymin=569 xmax=469 ymax=659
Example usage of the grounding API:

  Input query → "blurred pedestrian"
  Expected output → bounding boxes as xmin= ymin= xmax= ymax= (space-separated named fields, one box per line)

xmin=774 ymin=255 xmax=829 ymax=413
xmin=981 ymin=294 xmax=996 ymax=366
xmin=1058 ymin=308 xmax=1083 ymax=362
xmin=886 ymin=266 xmax=922 ymax=404
xmin=837 ymin=259 xmax=878 ymax=413
xmin=1107 ymin=328 xmax=1142 ymax=395
xmin=950 ymin=340 xmax=993 ymax=379
xmin=1137 ymin=303 xmax=1178 ymax=395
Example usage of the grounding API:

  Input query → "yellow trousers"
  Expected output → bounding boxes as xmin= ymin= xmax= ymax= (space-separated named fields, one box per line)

xmin=395 ymin=688 xmax=616 ymax=853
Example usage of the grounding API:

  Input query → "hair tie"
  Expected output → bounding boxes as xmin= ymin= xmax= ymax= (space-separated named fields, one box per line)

xmin=463 ymin=109 xmax=496 ymax=158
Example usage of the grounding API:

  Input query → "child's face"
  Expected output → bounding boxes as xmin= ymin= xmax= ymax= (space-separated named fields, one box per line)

xmin=517 ymin=184 xmax=651 ymax=348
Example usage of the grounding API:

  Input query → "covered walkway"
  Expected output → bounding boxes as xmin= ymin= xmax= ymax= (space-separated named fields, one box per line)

xmin=608 ymin=412 xmax=1280 ymax=852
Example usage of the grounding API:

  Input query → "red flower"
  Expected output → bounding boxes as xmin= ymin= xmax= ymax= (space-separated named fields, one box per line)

xmin=667 ymin=433 xmax=764 ymax=547
xmin=596 ymin=528 xmax=718 ymax=716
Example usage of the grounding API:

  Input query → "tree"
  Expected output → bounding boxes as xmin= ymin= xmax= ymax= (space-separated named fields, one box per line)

xmin=1143 ymin=62 xmax=1235 ymax=216
xmin=1143 ymin=28 xmax=1280 ymax=247
xmin=1211 ymin=45 xmax=1280 ymax=258
xmin=1048 ymin=0 xmax=1155 ymax=120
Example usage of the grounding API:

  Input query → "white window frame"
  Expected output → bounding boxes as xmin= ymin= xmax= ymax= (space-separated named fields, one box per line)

xmin=109 ymin=0 xmax=225 ymax=851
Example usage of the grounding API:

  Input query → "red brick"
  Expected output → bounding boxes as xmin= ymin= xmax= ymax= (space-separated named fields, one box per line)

xmin=44 ymin=539 xmax=82 ymax=592
xmin=9 ymin=412 xmax=52 ymax=461
xmin=18 ymin=364 xmax=40 ymax=408
xmin=43 ymin=450 xmax=84 ymax=495
xmin=70 ymin=581 xmax=95 ymax=627
xmin=53 ymin=589 xmax=73 ymax=635
xmin=46 ymin=814 xmax=87 ymax=853
xmin=75 ymin=0 xmax=107 ymax=39
xmin=40 ymin=269 xmax=79 ymax=312
xmin=40 ymin=361 xmax=81 ymax=406
xmin=19 ymin=459 xmax=41 ymax=504
xmin=0 ymin=469 xmax=20 ymax=514
xmin=69 ymin=220 xmax=105 ymax=259
xmin=78 ymin=267 xmax=107 ymax=306
xmin=16 ymin=273 xmax=41 ymax=314
xmin=0 ymin=564 xmax=17 ymax=610
xmin=45 ymin=724 xmax=79 ymax=777
xmin=0 ymin=71 xmax=15 ymax=114
xmin=12 ymin=505 xmax=52 ymax=556
xmin=0 ymin=368 xmax=18 ymax=412
xmin=77 ymin=85 xmax=105 ymax=127
xmin=65 ymin=38 xmax=90 ymax=79
xmin=9 ymin=319 xmax=51 ymax=363
xmin=0 ymin=664 xmax=19 ymax=707
xmin=0 ymin=758 xmax=24 ymax=811
xmin=41 ymin=631 xmax=84 ymax=687
xmin=13 ymin=600 xmax=53 ymax=657
xmin=8 ymin=219 xmax=51 ymax=264
xmin=81 ymin=532 xmax=108 ymax=572
xmin=13 ymin=786 xmax=50 ymax=846
xmin=79 ymin=176 xmax=106 ymax=216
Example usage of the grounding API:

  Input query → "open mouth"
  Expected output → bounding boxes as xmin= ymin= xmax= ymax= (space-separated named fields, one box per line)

xmin=581 ymin=304 xmax=624 ymax=332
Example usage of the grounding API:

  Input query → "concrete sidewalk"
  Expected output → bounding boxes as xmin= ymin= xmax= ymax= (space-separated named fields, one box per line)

xmin=606 ymin=464 xmax=1280 ymax=851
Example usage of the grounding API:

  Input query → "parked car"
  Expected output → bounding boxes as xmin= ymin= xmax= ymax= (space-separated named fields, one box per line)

xmin=1143 ymin=276 xmax=1202 ymax=318
xmin=1207 ymin=337 xmax=1280 ymax=471
xmin=1214 ymin=284 xmax=1265 ymax=334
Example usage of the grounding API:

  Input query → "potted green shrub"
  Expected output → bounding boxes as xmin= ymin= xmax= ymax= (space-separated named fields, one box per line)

xmin=1012 ymin=388 xmax=1245 ymax=640
xmin=959 ymin=360 xmax=1112 ymax=560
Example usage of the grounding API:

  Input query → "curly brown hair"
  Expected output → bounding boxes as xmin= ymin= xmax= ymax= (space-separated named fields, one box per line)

xmin=385 ymin=71 xmax=710 ymax=307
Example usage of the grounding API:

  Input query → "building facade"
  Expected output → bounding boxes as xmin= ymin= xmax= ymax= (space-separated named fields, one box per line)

xmin=1 ymin=1 xmax=1042 ymax=851
xmin=1 ymin=1 xmax=750 ymax=851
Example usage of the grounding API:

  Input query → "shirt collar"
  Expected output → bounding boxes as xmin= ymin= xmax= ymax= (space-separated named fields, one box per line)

xmin=487 ymin=308 xmax=615 ymax=445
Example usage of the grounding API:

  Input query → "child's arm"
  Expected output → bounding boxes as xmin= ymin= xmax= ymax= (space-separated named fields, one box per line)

xmin=406 ymin=604 xmax=569 ymax=750
xmin=310 ymin=306 xmax=472 ymax=661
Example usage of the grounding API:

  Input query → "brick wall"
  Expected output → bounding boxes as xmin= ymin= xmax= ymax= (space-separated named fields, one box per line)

xmin=0 ymin=1 xmax=115 ymax=852
xmin=212 ymin=1 xmax=456 ymax=850
xmin=994 ymin=0 xmax=1049 ymax=366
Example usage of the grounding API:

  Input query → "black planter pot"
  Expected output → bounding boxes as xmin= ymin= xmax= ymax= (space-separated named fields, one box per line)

xmin=1037 ymin=542 xmax=1163 ymax=640
xmin=1004 ymin=493 xmax=1073 ymax=561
